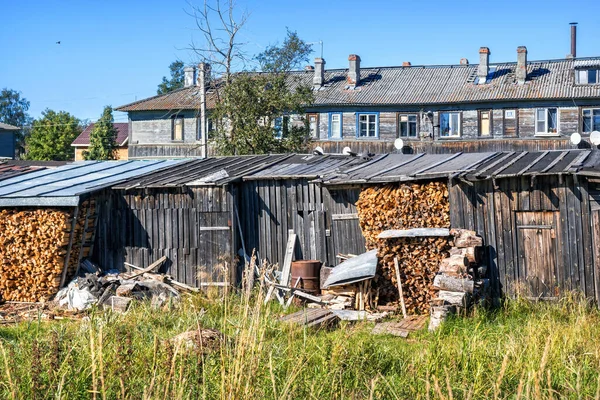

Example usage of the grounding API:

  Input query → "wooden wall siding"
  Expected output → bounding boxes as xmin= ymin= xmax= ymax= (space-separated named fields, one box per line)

xmin=314 ymin=138 xmax=573 ymax=155
xmin=94 ymin=186 xmax=232 ymax=287
xmin=462 ymin=110 xmax=479 ymax=138
xmin=379 ymin=113 xmax=397 ymax=140
xmin=449 ymin=175 xmax=596 ymax=300
xmin=503 ymin=110 xmax=518 ymax=137
xmin=560 ymin=107 xmax=579 ymax=133
xmin=129 ymin=144 xmax=205 ymax=159
xmin=239 ymin=181 xmax=366 ymax=268
xmin=342 ymin=112 xmax=357 ymax=138
xmin=492 ymin=110 xmax=504 ymax=137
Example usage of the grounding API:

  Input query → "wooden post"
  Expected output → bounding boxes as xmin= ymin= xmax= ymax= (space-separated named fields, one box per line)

xmin=394 ymin=257 xmax=408 ymax=318
xmin=60 ymin=206 xmax=79 ymax=288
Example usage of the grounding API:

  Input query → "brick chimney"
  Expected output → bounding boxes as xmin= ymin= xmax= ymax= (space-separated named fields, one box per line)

xmin=347 ymin=54 xmax=361 ymax=86
xmin=184 ymin=66 xmax=196 ymax=88
xmin=477 ymin=47 xmax=489 ymax=84
xmin=516 ymin=46 xmax=527 ymax=85
xmin=314 ymin=58 xmax=325 ymax=87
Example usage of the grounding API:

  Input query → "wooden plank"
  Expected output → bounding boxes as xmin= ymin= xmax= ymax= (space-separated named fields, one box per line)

xmin=331 ymin=213 xmax=360 ymax=221
xmin=378 ymin=228 xmax=450 ymax=239
xmin=592 ymin=212 xmax=600 ymax=304
xmin=60 ymin=206 xmax=79 ymax=288
xmin=579 ymin=178 xmax=595 ymax=298
xmin=280 ymin=233 xmax=297 ymax=287
xmin=558 ymin=178 xmax=572 ymax=292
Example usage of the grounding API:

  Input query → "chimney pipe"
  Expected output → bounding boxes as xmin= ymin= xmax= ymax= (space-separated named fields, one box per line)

xmin=347 ymin=54 xmax=361 ymax=86
xmin=313 ymin=58 xmax=325 ymax=87
xmin=570 ymin=22 xmax=578 ymax=58
xmin=184 ymin=66 xmax=196 ymax=88
xmin=516 ymin=46 xmax=527 ymax=85
xmin=402 ymin=61 xmax=411 ymax=67
xmin=477 ymin=47 xmax=490 ymax=84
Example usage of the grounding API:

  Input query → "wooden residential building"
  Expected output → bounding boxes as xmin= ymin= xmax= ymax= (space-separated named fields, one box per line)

xmin=71 ymin=123 xmax=130 ymax=161
xmin=0 ymin=122 xmax=19 ymax=159
xmin=117 ymin=45 xmax=600 ymax=158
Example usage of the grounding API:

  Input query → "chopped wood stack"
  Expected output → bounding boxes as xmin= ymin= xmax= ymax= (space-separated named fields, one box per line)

xmin=429 ymin=229 xmax=490 ymax=331
xmin=0 ymin=202 xmax=97 ymax=303
xmin=0 ymin=209 xmax=72 ymax=302
xmin=356 ymin=182 xmax=451 ymax=314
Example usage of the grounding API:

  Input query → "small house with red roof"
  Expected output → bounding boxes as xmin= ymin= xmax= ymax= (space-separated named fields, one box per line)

xmin=71 ymin=122 xmax=129 ymax=161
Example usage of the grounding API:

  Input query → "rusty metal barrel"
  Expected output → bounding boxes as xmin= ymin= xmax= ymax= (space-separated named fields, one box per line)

xmin=291 ymin=260 xmax=321 ymax=295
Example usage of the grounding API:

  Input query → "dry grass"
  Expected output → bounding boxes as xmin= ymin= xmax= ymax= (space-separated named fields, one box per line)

xmin=1 ymin=291 xmax=600 ymax=399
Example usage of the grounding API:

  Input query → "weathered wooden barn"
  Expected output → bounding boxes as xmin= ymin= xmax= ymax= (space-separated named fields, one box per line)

xmin=320 ymin=150 xmax=600 ymax=301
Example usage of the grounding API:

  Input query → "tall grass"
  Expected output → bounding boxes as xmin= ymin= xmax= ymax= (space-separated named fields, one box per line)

xmin=1 ymin=292 xmax=600 ymax=399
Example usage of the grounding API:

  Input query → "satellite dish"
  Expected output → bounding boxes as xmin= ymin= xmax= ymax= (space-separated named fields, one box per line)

xmin=591 ymin=131 xmax=600 ymax=146
xmin=342 ymin=146 xmax=354 ymax=156
xmin=313 ymin=146 xmax=324 ymax=155
xmin=394 ymin=138 xmax=404 ymax=150
xmin=570 ymin=132 xmax=582 ymax=145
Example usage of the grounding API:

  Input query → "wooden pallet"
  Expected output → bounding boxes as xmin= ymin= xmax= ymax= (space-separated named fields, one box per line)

xmin=371 ymin=315 xmax=428 ymax=338
xmin=280 ymin=308 xmax=338 ymax=328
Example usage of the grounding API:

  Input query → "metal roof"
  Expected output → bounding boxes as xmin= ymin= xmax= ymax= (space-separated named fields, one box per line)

xmin=0 ymin=163 xmax=46 ymax=182
xmin=320 ymin=150 xmax=596 ymax=185
xmin=112 ymin=155 xmax=291 ymax=189
xmin=0 ymin=122 xmax=19 ymax=130
xmin=118 ymin=57 xmax=600 ymax=112
xmin=244 ymin=154 xmax=368 ymax=180
xmin=0 ymin=160 xmax=185 ymax=207
xmin=72 ymin=123 xmax=129 ymax=146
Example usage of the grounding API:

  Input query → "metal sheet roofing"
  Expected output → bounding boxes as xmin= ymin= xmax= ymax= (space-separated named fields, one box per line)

xmin=0 ymin=160 xmax=185 ymax=207
xmin=320 ymin=150 xmax=597 ymax=185
xmin=244 ymin=154 xmax=368 ymax=180
xmin=0 ymin=122 xmax=19 ymax=130
xmin=112 ymin=155 xmax=291 ymax=189
xmin=72 ymin=123 xmax=129 ymax=146
xmin=0 ymin=163 xmax=46 ymax=182
xmin=117 ymin=57 xmax=600 ymax=112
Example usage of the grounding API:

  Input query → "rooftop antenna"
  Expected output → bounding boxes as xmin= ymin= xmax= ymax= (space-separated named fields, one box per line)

xmin=307 ymin=40 xmax=324 ymax=58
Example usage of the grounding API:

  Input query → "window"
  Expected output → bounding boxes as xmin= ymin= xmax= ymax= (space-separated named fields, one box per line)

xmin=479 ymin=110 xmax=492 ymax=136
xmin=172 ymin=116 xmax=184 ymax=141
xmin=274 ymin=116 xmax=290 ymax=139
xmin=357 ymin=113 xmax=378 ymax=138
xmin=576 ymin=69 xmax=599 ymax=84
xmin=196 ymin=117 xmax=214 ymax=141
xmin=440 ymin=112 xmax=461 ymax=137
xmin=329 ymin=113 xmax=342 ymax=139
xmin=307 ymin=114 xmax=319 ymax=138
xmin=399 ymin=114 xmax=418 ymax=137
xmin=535 ymin=108 xmax=558 ymax=135
xmin=583 ymin=108 xmax=600 ymax=133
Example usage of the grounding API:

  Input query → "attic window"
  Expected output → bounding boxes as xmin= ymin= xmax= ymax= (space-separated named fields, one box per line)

xmin=576 ymin=69 xmax=598 ymax=84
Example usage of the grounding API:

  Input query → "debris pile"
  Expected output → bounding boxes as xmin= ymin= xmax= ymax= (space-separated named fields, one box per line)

xmin=428 ymin=229 xmax=491 ymax=331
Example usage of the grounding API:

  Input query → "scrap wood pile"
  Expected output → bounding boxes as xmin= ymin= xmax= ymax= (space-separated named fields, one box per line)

xmin=356 ymin=182 xmax=451 ymax=313
xmin=54 ymin=256 xmax=195 ymax=312
xmin=0 ymin=201 xmax=97 ymax=303
xmin=429 ymin=229 xmax=491 ymax=331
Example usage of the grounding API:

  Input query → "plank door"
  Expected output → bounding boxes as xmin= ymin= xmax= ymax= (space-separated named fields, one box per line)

xmin=515 ymin=211 xmax=558 ymax=298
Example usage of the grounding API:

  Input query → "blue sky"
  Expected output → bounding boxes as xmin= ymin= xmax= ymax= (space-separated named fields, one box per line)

xmin=1 ymin=0 xmax=598 ymax=124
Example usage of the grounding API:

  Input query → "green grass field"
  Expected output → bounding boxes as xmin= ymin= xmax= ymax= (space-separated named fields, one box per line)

xmin=1 ymin=290 xmax=600 ymax=399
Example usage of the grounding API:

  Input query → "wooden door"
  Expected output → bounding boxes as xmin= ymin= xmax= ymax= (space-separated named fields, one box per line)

xmin=516 ymin=211 xmax=558 ymax=298
xmin=307 ymin=113 xmax=319 ymax=139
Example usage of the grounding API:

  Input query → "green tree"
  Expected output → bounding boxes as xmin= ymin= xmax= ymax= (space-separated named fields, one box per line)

xmin=0 ymin=88 xmax=33 ymax=157
xmin=24 ymin=109 xmax=81 ymax=161
xmin=83 ymin=106 xmax=118 ymax=160
xmin=157 ymin=61 xmax=185 ymax=95
xmin=212 ymin=30 xmax=314 ymax=155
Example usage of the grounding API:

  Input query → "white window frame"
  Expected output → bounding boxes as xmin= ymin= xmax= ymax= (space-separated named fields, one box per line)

xmin=535 ymin=108 xmax=559 ymax=136
xmin=583 ymin=108 xmax=600 ymax=133
xmin=576 ymin=69 xmax=598 ymax=85
xmin=479 ymin=110 xmax=492 ymax=136
xmin=328 ymin=113 xmax=342 ymax=139
xmin=440 ymin=112 xmax=461 ymax=137
xmin=356 ymin=113 xmax=379 ymax=138
xmin=398 ymin=113 xmax=418 ymax=138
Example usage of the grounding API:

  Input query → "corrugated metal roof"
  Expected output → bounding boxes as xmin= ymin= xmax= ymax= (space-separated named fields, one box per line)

xmin=0 ymin=160 xmax=185 ymax=207
xmin=244 ymin=154 xmax=368 ymax=180
xmin=72 ymin=123 xmax=129 ymax=146
xmin=0 ymin=122 xmax=19 ymax=130
xmin=320 ymin=150 xmax=596 ymax=184
xmin=112 ymin=155 xmax=291 ymax=189
xmin=117 ymin=57 xmax=600 ymax=112
xmin=0 ymin=164 xmax=46 ymax=182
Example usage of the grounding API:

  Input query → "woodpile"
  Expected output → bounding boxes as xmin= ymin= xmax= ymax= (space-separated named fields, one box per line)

xmin=0 ymin=201 xmax=97 ymax=303
xmin=0 ymin=209 xmax=72 ymax=302
xmin=429 ymin=229 xmax=490 ymax=331
xmin=356 ymin=182 xmax=451 ymax=314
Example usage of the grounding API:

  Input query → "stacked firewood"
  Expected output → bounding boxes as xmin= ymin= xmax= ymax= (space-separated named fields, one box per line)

xmin=357 ymin=182 xmax=450 ymax=246
xmin=429 ymin=229 xmax=490 ymax=331
xmin=356 ymin=182 xmax=451 ymax=314
xmin=0 ymin=209 xmax=72 ymax=302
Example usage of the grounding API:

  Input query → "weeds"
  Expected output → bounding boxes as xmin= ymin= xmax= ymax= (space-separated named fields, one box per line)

xmin=1 ymin=293 xmax=600 ymax=399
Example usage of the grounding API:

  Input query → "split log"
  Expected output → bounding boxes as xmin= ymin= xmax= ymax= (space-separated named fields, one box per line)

xmin=451 ymin=229 xmax=483 ymax=248
xmin=428 ymin=305 xmax=455 ymax=332
xmin=433 ymin=275 xmax=475 ymax=294
xmin=433 ymin=290 xmax=468 ymax=307
xmin=438 ymin=255 xmax=469 ymax=276
xmin=448 ymin=247 xmax=480 ymax=264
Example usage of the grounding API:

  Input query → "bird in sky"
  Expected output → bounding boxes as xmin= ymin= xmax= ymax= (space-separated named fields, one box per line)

xmin=56 ymin=41 xmax=61 ymax=45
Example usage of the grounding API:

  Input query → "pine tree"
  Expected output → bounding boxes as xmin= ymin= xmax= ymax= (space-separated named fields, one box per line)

xmin=83 ymin=106 xmax=118 ymax=160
